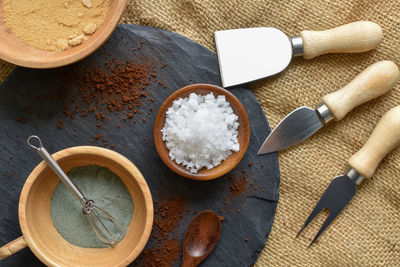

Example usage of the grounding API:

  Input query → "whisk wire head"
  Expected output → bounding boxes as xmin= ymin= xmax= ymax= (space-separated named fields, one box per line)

xmin=87 ymin=205 xmax=126 ymax=247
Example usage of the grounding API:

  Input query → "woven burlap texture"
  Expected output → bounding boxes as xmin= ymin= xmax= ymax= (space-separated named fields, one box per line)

xmin=1 ymin=1 xmax=399 ymax=266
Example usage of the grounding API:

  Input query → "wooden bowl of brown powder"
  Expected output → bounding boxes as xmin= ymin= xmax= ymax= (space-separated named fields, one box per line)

xmin=0 ymin=0 xmax=127 ymax=68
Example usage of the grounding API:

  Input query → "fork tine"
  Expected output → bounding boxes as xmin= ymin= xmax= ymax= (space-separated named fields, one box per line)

xmin=308 ymin=210 xmax=337 ymax=248
xmin=296 ymin=195 xmax=328 ymax=238
xmin=298 ymin=175 xmax=357 ymax=246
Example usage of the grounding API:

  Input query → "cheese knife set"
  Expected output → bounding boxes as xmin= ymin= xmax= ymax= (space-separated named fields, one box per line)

xmin=215 ymin=21 xmax=400 ymax=246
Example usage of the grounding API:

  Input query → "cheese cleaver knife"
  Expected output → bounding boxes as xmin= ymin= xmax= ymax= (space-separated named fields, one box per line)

xmin=258 ymin=60 xmax=400 ymax=155
xmin=297 ymin=105 xmax=400 ymax=247
xmin=215 ymin=21 xmax=382 ymax=87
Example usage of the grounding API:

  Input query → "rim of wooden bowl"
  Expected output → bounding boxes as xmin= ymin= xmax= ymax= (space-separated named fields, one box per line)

xmin=18 ymin=146 xmax=153 ymax=267
xmin=154 ymin=83 xmax=250 ymax=181
xmin=0 ymin=0 xmax=127 ymax=68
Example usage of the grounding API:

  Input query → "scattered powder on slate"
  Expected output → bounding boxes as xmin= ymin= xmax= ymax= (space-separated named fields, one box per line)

xmin=229 ymin=173 xmax=247 ymax=197
xmin=15 ymin=39 xmax=162 ymax=147
xmin=80 ymin=59 xmax=152 ymax=114
xmin=134 ymin=193 xmax=186 ymax=266
xmin=59 ymin=53 xmax=159 ymax=143
xmin=161 ymin=93 xmax=239 ymax=173
xmin=50 ymin=165 xmax=134 ymax=248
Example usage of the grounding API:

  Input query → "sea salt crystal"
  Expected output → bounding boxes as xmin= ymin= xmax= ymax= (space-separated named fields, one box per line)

xmin=161 ymin=93 xmax=239 ymax=173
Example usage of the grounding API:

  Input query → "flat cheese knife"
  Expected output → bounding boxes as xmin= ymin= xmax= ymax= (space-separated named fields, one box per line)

xmin=215 ymin=21 xmax=382 ymax=87
xmin=297 ymin=105 xmax=400 ymax=247
xmin=258 ymin=60 xmax=400 ymax=155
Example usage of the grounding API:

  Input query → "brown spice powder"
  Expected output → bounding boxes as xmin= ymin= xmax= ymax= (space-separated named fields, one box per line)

xmin=135 ymin=194 xmax=186 ymax=266
xmin=2 ymin=0 xmax=110 ymax=51
xmin=229 ymin=173 xmax=247 ymax=197
xmin=77 ymin=59 xmax=154 ymax=116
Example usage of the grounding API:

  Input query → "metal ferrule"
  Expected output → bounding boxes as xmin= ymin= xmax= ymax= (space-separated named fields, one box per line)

xmin=316 ymin=103 xmax=334 ymax=124
xmin=82 ymin=199 xmax=95 ymax=215
xmin=291 ymin=36 xmax=303 ymax=57
xmin=346 ymin=168 xmax=364 ymax=185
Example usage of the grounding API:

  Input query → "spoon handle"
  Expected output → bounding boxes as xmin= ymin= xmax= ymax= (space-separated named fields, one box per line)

xmin=181 ymin=254 xmax=200 ymax=267
xmin=27 ymin=135 xmax=86 ymax=204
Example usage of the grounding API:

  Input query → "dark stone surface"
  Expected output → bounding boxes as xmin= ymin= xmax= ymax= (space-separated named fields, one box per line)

xmin=0 ymin=25 xmax=279 ymax=267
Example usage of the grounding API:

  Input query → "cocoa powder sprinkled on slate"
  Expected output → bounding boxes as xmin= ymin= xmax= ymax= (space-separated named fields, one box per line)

xmin=78 ymin=59 xmax=154 ymax=116
xmin=135 ymin=194 xmax=186 ymax=266
xmin=17 ymin=40 xmax=162 ymax=148
xmin=158 ymin=81 xmax=167 ymax=88
xmin=229 ymin=173 xmax=247 ymax=197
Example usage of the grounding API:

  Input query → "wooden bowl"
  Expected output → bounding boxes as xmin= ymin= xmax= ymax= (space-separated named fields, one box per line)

xmin=0 ymin=146 xmax=153 ymax=267
xmin=0 ymin=0 xmax=127 ymax=68
xmin=154 ymin=84 xmax=250 ymax=181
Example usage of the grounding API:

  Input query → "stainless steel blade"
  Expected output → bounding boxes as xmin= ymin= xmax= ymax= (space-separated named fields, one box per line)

xmin=297 ymin=175 xmax=357 ymax=247
xmin=214 ymin=27 xmax=293 ymax=87
xmin=257 ymin=107 xmax=323 ymax=155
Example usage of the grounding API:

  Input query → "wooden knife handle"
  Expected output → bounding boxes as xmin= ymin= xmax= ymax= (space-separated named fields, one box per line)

xmin=348 ymin=106 xmax=400 ymax=178
xmin=322 ymin=60 xmax=400 ymax=121
xmin=301 ymin=21 xmax=382 ymax=59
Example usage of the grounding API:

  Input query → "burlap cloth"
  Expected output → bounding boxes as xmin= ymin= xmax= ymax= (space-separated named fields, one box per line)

xmin=1 ymin=1 xmax=399 ymax=266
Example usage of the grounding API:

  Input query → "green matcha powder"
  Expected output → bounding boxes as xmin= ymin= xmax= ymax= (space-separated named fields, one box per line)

xmin=50 ymin=165 xmax=134 ymax=248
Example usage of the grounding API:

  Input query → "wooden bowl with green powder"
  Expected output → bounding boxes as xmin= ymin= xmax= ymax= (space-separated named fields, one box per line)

xmin=0 ymin=0 xmax=127 ymax=68
xmin=1 ymin=146 xmax=153 ymax=266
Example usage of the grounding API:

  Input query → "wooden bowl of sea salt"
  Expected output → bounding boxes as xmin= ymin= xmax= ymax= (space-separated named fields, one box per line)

xmin=154 ymin=83 xmax=250 ymax=181
xmin=0 ymin=146 xmax=153 ymax=266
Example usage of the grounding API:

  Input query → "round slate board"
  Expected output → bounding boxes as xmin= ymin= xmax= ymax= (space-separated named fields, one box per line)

xmin=0 ymin=25 xmax=280 ymax=267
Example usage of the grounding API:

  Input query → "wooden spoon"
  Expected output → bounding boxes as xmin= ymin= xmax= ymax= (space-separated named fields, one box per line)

xmin=181 ymin=210 xmax=222 ymax=267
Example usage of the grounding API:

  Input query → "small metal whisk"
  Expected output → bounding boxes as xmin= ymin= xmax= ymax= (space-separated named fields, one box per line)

xmin=27 ymin=135 xmax=125 ymax=247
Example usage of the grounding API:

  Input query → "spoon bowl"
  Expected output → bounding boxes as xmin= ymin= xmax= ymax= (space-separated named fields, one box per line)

xmin=182 ymin=210 xmax=222 ymax=267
